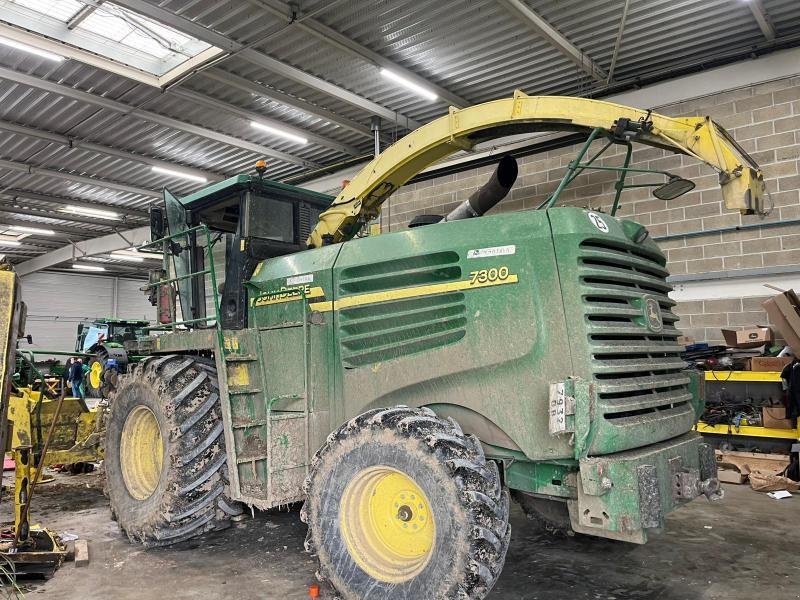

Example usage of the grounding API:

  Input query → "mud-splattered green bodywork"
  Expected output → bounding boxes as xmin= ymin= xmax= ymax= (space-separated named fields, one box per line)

xmin=211 ymin=205 xmax=715 ymax=543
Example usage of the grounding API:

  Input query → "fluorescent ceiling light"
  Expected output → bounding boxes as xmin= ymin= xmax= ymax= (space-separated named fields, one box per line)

xmin=61 ymin=205 xmax=120 ymax=220
xmin=0 ymin=34 xmax=64 ymax=62
xmin=151 ymin=166 xmax=207 ymax=184
xmin=0 ymin=239 xmax=22 ymax=246
xmin=9 ymin=225 xmax=54 ymax=235
xmin=110 ymin=252 xmax=144 ymax=262
xmin=251 ymin=121 xmax=308 ymax=145
xmin=380 ymin=68 xmax=438 ymax=102
xmin=72 ymin=263 xmax=106 ymax=272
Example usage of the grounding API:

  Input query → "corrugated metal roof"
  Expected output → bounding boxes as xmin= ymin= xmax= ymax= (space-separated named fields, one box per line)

xmin=0 ymin=0 xmax=797 ymax=274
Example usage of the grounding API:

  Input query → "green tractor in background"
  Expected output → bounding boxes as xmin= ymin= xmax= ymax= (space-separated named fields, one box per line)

xmin=75 ymin=318 xmax=149 ymax=398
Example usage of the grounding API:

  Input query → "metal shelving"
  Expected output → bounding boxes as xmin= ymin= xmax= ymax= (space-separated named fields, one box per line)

xmin=700 ymin=370 xmax=798 ymax=441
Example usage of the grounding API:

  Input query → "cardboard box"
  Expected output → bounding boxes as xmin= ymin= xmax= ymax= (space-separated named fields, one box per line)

xmin=721 ymin=327 xmax=773 ymax=349
xmin=718 ymin=468 xmax=748 ymax=484
xmin=762 ymin=406 xmax=795 ymax=430
xmin=749 ymin=356 xmax=793 ymax=372
xmin=763 ymin=290 xmax=800 ymax=354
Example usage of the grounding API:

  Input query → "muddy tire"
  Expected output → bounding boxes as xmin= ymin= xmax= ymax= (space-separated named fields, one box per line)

xmin=302 ymin=406 xmax=510 ymax=600
xmin=101 ymin=366 xmax=120 ymax=399
xmin=105 ymin=354 xmax=242 ymax=547
xmin=511 ymin=491 xmax=573 ymax=535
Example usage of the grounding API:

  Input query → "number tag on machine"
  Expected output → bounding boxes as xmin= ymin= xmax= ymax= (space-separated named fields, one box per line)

xmin=549 ymin=382 xmax=575 ymax=434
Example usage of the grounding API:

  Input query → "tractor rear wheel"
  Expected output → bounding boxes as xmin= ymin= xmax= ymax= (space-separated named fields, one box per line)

xmin=302 ymin=406 xmax=510 ymax=599
xmin=105 ymin=354 xmax=242 ymax=547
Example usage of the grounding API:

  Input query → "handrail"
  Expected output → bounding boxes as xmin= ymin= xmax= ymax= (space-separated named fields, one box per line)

xmin=137 ymin=224 xmax=222 ymax=339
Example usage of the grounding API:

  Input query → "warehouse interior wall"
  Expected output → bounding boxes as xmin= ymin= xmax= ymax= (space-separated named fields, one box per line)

xmin=382 ymin=73 xmax=800 ymax=346
xmin=20 ymin=271 xmax=155 ymax=361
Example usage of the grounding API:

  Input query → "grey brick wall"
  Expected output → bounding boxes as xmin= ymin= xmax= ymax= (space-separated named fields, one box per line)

xmin=674 ymin=297 xmax=780 ymax=346
xmin=382 ymin=76 xmax=800 ymax=344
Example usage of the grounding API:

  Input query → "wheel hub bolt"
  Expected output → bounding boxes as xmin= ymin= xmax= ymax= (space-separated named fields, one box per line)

xmin=397 ymin=505 xmax=414 ymax=522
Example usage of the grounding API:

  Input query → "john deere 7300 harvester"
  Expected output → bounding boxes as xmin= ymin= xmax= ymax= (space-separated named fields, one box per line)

xmin=100 ymin=93 xmax=764 ymax=599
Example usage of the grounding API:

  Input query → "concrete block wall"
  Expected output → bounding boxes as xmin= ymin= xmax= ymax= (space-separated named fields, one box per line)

xmin=383 ymin=75 xmax=800 ymax=345
xmin=672 ymin=297 xmax=782 ymax=346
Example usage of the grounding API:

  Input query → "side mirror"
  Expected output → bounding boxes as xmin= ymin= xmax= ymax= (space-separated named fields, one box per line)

xmin=653 ymin=176 xmax=695 ymax=200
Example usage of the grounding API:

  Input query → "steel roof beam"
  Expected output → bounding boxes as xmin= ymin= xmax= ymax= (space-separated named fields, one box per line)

xmin=0 ymin=158 xmax=157 ymax=198
xmin=0 ymin=203 xmax=130 ymax=227
xmin=200 ymin=70 xmax=373 ymax=140
xmin=14 ymin=226 xmax=151 ymax=276
xmin=245 ymin=0 xmax=468 ymax=108
xmin=169 ymin=88 xmax=359 ymax=155
xmin=0 ymin=120 xmax=221 ymax=182
xmin=4 ymin=189 xmax=148 ymax=218
xmin=238 ymin=50 xmax=422 ymax=129
xmin=110 ymin=0 xmax=421 ymax=129
xmin=747 ymin=0 xmax=777 ymax=41
xmin=606 ymin=0 xmax=631 ymax=84
xmin=66 ymin=3 xmax=101 ymax=30
xmin=0 ymin=216 xmax=103 ymax=238
xmin=496 ymin=0 xmax=607 ymax=82
xmin=0 ymin=66 xmax=316 ymax=168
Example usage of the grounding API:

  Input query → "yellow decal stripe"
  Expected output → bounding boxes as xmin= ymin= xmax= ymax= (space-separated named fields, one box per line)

xmin=310 ymin=274 xmax=518 ymax=313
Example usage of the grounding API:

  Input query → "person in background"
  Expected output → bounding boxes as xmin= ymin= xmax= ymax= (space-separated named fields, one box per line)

xmin=68 ymin=357 xmax=84 ymax=399
xmin=80 ymin=358 xmax=90 ymax=399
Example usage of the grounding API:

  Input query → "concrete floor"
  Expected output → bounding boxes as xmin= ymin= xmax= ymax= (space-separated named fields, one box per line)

xmin=11 ymin=471 xmax=800 ymax=600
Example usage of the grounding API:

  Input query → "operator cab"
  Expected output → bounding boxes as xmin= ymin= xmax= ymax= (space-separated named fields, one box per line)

xmin=149 ymin=169 xmax=333 ymax=330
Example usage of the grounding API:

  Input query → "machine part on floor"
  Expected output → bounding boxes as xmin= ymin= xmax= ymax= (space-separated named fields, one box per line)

xmin=0 ymin=272 xmax=68 ymax=578
xmin=307 ymin=91 xmax=765 ymax=247
xmin=45 ymin=93 xmax=751 ymax=598
xmin=104 ymin=355 xmax=242 ymax=547
xmin=302 ymin=406 xmax=509 ymax=599
xmin=6 ymin=383 xmax=104 ymax=543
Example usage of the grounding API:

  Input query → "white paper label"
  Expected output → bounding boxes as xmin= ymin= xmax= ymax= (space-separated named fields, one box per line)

xmin=287 ymin=273 xmax=313 ymax=286
xmin=587 ymin=212 xmax=609 ymax=233
xmin=467 ymin=245 xmax=516 ymax=259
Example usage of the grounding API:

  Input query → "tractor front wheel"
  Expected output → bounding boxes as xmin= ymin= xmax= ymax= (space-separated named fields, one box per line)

xmin=302 ymin=406 xmax=510 ymax=599
xmin=105 ymin=355 xmax=242 ymax=547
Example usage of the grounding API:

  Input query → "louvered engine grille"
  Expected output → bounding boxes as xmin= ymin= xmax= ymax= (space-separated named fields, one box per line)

xmin=579 ymin=239 xmax=693 ymax=426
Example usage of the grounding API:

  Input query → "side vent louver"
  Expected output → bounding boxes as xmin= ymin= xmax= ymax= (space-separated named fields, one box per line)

xmin=338 ymin=251 xmax=467 ymax=367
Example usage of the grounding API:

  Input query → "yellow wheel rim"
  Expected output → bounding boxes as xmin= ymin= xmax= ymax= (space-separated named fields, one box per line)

xmin=89 ymin=361 xmax=103 ymax=389
xmin=340 ymin=466 xmax=435 ymax=583
xmin=120 ymin=406 xmax=164 ymax=501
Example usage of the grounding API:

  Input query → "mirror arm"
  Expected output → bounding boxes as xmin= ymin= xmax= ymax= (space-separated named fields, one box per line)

xmin=610 ymin=142 xmax=633 ymax=216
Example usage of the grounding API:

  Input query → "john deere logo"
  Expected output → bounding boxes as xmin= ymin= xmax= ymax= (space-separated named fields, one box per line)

xmin=643 ymin=296 xmax=663 ymax=332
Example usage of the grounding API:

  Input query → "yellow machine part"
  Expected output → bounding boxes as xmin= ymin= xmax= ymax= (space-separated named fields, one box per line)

xmin=89 ymin=360 xmax=103 ymax=389
xmin=7 ymin=389 xmax=104 ymax=535
xmin=308 ymin=91 xmax=766 ymax=247
xmin=339 ymin=466 xmax=435 ymax=584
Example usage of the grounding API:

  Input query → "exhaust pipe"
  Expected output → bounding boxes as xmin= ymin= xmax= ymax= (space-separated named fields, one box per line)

xmin=444 ymin=155 xmax=518 ymax=221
